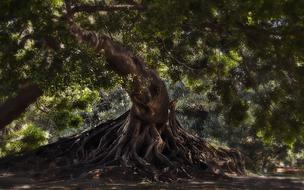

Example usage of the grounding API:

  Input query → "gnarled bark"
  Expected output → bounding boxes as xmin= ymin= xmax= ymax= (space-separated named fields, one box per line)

xmin=66 ymin=14 xmax=169 ymax=125
xmin=61 ymin=1 xmax=246 ymax=179
xmin=66 ymin=4 xmax=244 ymax=180
xmin=0 ymin=1 xmax=245 ymax=181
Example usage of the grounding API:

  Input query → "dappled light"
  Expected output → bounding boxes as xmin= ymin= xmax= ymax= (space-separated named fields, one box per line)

xmin=0 ymin=0 xmax=303 ymax=189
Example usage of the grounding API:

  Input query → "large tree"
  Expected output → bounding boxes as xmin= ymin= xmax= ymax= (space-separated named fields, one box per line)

xmin=0 ymin=0 xmax=303 ymax=180
xmin=0 ymin=0 xmax=246 ymax=180
xmin=48 ymin=0 xmax=245 ymax=178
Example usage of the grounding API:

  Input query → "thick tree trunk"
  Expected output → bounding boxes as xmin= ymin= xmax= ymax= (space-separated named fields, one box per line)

xmin=67 ymin=20 xmax=169 ymax=125
xmin=0 ymin=84 xmax=42 ymax=129
xmin=59 ymin=4 xmax=246 ymax=179
xmin=0 ymin=2 xmax=245 ymax=181
xmin=62 ymin=12 xmax=246 ymax=178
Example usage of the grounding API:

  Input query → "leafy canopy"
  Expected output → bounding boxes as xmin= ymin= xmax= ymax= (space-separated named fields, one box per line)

xmin=0 ymin=0 xmax=304 ymax=145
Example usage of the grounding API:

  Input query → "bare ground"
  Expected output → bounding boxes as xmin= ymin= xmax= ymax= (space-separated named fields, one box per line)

xmin=0 ymin=171 xmax=303 ymax=190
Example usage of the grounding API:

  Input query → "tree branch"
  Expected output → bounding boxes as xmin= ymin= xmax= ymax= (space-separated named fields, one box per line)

xmin=70 ymin=4 xmax=145 ymax=14
xmin=0 ymin=84 xmax=43 ymax=129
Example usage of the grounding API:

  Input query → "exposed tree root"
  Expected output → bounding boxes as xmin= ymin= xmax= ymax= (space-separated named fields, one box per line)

xmin=3 ymin=105 xmax=245 ymax=182
xmin=0 ymin=1 xmax=246 ymax=182
xmin=0 ymin=0 xmax=242 ymax=181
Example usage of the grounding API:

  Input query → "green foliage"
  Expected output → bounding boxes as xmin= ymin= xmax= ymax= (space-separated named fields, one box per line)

xmin=0 ymin=0 xmax=304 ymax=158
xmin=171 ymin=81 xmax=304 ymax=172
xmin=0 ymin=123 xmax=48 ymax=156
xmin=51 ymin=110 xmax=83 ymax=131
xmin=47 ymin=86 xmax=99 ymax=132
xmin=1 ymin=85 xmax=99 ymax=143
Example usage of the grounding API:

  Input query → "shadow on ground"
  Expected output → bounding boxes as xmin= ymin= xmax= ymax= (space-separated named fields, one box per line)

xmin=0 ymin=173 xmax=303 ymax=190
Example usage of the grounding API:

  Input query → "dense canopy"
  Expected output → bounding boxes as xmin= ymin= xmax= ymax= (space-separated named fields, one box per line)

xmin=1 ymin=0 xmax=303 ymax=143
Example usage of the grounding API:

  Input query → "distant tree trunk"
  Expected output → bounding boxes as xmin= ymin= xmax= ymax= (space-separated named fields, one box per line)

xmin=0 ymin=84 xmax=42 ymax=129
